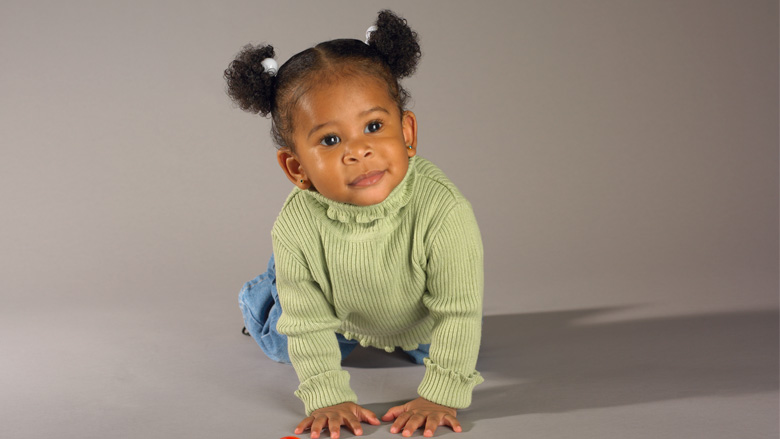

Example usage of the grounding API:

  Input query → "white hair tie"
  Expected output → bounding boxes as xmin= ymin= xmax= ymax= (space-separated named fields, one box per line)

xmin=365 ymin=25 xmax=377 ymax=44
xmin=260 ymin=58 xmax=278 ymax=76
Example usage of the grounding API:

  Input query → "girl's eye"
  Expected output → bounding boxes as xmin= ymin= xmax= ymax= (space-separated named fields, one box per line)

xmin=320 ymin=135 xmax=340 ymax=146
xmin=364 ymin=121 xmax=383 ymax=133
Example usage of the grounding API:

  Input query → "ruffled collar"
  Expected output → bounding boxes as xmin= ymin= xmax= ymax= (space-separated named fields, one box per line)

xmin=302 ymin=156 xmax=417 ymax=224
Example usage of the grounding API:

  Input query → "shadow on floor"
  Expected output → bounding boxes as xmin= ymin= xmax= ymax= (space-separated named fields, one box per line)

xmin=462 ymin=307 xmax=779 ymax=421
xmin=341 ymin=345 xmax=421 ymax=368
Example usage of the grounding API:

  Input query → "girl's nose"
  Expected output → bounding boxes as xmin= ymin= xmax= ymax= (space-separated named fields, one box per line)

xmin=343 ymin=143 xmax=373 ymax=163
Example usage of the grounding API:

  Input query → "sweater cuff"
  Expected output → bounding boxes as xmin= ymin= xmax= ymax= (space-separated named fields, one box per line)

xmin=294 ymin=369 xmax=358 ymax=415
xmin=417 ymin=358 xmax=484 ymax=409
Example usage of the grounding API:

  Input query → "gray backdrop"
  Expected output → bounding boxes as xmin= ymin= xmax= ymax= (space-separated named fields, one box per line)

xmin=1 ymin=1 xmax=777 ymax=438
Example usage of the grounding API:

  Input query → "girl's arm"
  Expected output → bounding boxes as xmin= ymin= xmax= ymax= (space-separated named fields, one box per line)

xmin=418 ymin=200 xmax=485 ymax=408
xmin=383 ymin=200 xmax=484 ymax=436
xmin=273 ymin=239 xmax=358 ymax=415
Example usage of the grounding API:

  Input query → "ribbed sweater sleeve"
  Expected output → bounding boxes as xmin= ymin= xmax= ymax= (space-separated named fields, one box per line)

xmin=418 ymin=200 xmax=484 ymax=408
xmin=273 ymin=239 xmax=358 ymax=415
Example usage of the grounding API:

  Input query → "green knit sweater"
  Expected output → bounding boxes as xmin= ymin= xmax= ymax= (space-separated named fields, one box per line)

xmin=272 ymin=156 xmax=484 ymax=415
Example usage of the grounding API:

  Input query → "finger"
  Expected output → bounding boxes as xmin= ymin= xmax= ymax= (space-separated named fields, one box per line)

xmin=423 ymin=414 xmax=444 ymax=437
xmin=345 ymin=415 xmax=363 ymax=436
xmin=443 ymin=414 xmax=463 ymax=433
xmin=295 ymin=416 xmax=315 ymax=434
xmin=310 ymin=416 xmax=327 ymax=439
xmin=382 ymin=404 xmax=405 ymax=422
xmin=359 ymin=407 xmax=381 ymax=425
xmin=390 ymin=411 xmax=413 ymax=434
xmin=401 ymin=414 xmax=426 ymax=437
xmin=328 ymin=416 xmax=341 ymax=439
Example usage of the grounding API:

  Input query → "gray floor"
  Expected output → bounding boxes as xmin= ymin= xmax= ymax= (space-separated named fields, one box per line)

xmin=4 ymin=300 xmax=777 ymax=439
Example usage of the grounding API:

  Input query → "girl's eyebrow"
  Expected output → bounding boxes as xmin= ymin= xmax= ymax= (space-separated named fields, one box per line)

xmin=307 ymin=107 xmax=390 ymax=139
xmin=360 ymin=106 xmax=390 ymax=117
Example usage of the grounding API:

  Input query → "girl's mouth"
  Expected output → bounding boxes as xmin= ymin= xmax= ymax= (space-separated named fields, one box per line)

xmin=349 ymin=170 xmax=385 ymax=187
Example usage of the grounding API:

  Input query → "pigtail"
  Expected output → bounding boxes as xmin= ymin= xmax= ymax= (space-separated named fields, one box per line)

xmin=367 ymin=10 xmax=421 ymax=79
xmin=224 ymin=44 xmax=277 ymax=116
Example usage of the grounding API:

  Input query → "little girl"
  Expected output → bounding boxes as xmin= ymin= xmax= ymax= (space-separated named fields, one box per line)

xmin=225 ymin=10 xmax=483 ymax=439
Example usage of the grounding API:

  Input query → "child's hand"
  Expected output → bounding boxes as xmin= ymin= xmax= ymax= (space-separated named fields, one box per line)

xmin=382 ymin=397 xmax=462 ymax=437
xmin=294 ymin=402 xmax=381 ymax=439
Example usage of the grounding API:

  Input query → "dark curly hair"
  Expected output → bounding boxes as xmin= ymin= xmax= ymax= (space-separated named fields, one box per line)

xmin=224 ymin=10 xmax=421 ymax=151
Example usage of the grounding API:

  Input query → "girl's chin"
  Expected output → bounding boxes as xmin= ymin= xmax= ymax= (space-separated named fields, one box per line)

xmin=340 ymin=181 xmax=397 ymax=206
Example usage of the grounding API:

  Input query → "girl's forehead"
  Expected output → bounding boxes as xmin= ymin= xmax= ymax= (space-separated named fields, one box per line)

xmin=297 ymin=75 xmax=396 ymax=115
xmin=307 ymin=71 xmax=387 ymax=96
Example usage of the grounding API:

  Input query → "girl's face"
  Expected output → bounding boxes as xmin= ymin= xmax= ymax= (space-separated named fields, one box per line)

xmin=277 ymin=75 xmax=417 ymax=206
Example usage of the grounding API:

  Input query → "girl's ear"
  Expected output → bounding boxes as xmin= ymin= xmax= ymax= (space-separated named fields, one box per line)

xmin=276 ymin=148 xmax=312 ymax=189
xmin=402 ymin=110 xmax=418 ymax=157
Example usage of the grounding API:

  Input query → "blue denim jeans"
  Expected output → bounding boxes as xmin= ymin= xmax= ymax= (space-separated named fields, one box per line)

xmin=238 ymin=254 xmax=430 ymax=365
